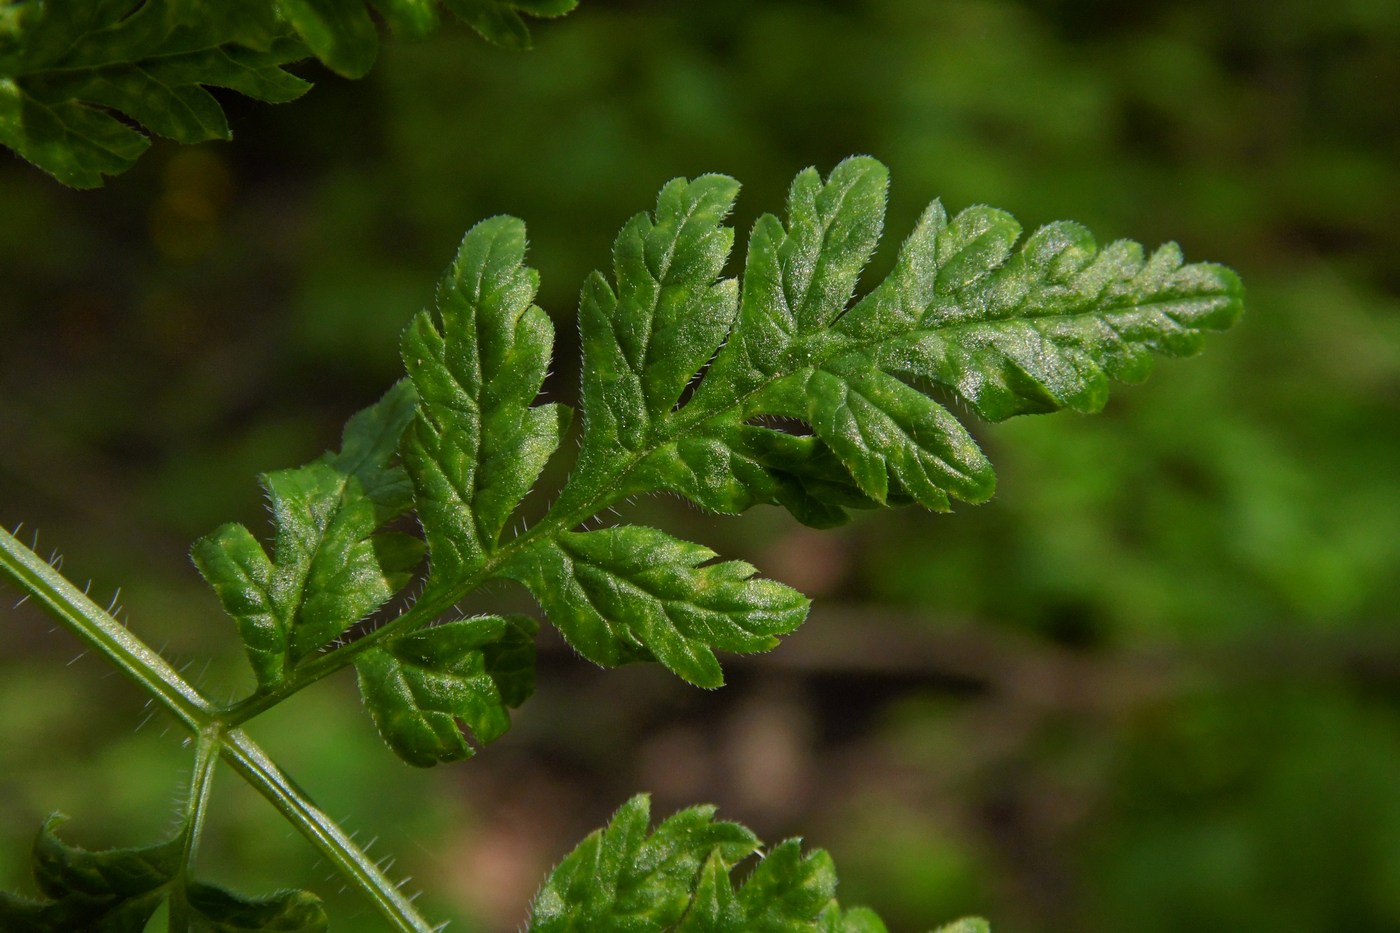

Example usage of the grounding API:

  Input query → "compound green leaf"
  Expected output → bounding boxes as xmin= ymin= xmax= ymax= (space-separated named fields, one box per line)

xmin=402 ymin=215 xmax=569 ymax=590
xmin=355 ymin=614 xmax=537 ymax=767
xmin=1 ymin=1 xmax=584 ymax=183
xmin=583 ymin=157 xmax=1243 ymax=527
xmin=504 ymin=526 xmax=809 ymax=688
xmin=834 ymin=200 xmax=1244 ymax=422
xmin=0 ymin=0 xmax=309 ymax=187
xmin=529 ymin=795 xmax=760 ymax=932
xmin=270 ymin=0 xmax=581 ymax=73
xmin=193 ymin=381 xmax=422 ymax=687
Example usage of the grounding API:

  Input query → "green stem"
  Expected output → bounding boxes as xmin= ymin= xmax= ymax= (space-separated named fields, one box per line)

xmin=0 ymin=525 xmax=212 ymax=730
xmin=221 ymin=729 xmax=435 ymax=933
xmin=0 ymin=525 xmax=438 ymax=933
xmin=171 ymin=727 xmax=222 ymax=933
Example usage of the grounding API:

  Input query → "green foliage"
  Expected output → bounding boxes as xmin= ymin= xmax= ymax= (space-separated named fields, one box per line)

xmin=192 ymin=382 xmax=422 ymax=689
xmin=277 ymin=156 xmax=1233 ymax=756
xmin=0 ymin=148 xmax=1238 ymax=927
xmin=0 ymin=0 xmax=579 ymax=186
xmin=354 ymin=613 xmax=537 ymax=766
xmin=398 ymin=215 xmax=568 ymax=590
xmin=281 ymin=0 xmax=578 ymax=73
xmin=0 ymin=0 xmax=309 ymax=187
xmin=183 ymin=157 xmax=1239 ymax=772
xmin=506 ymin=527 xmax=809 ymax=688
xmin=0 ymin=815 xmax=327 ymax=932
xmin=527 ymin=794 xmax=947 ymax=932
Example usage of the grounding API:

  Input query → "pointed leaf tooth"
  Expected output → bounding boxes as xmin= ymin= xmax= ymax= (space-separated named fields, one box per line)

xmin=701 ymin=158 xmax=888 ymax=401
xmin=675 ymin=852 xmax=743 ymax=932
xmin=837 ymin=199 xmax=947 ymax=341
xmin=698 ymin=213 xmax=795 ymax=392
xmin=736 ymin=841 xmax=838 ymax=927
xmin=931 ymin=205 xmax=1021 ymax=301
xmin=529 ymin=796 xmax=763 ymax=931
xmin=332 ymin=378 xmax=418 ymax=516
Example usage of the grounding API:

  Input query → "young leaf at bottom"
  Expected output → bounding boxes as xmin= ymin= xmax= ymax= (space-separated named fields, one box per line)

xmin=355 ymin=614 xmax=537 ymax=766
xmin=527 ymin=795 xmax=966 ymax=933
xmin=184 ymin=883 xmax=327 ymax=932
xmin=193 ymin=381 xmax=422 ymax=688
xmin=528 ymin=795 xmax=758 ymax=931
xmin=0 ymin=816 xmax=327 ymax=932
xmin=0 ymin=815 xmax=179 ymax=931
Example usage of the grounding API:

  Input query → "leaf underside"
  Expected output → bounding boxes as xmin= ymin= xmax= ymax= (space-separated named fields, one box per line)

xmin=527 ymin=794 xmax=989 ymax=932
xmin=0 ymin=815 xmax=327 ymax=932
xmin=0 ymin=0 xmax=580 ymax=186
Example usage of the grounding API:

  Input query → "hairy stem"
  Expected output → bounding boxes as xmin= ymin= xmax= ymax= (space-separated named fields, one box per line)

xmin=0 ymin=526 xmax=438 ymax=933
xmin=221 ymin=729 xmax=435 ymax=933
xmin=171 ymin=728 xmax=222 ymax=932
xmin=0 ymin=525 xmax=212 ymax=729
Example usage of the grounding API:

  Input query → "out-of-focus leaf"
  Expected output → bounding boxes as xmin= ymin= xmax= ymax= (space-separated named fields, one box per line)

xmin=442 ymin=0 xmax=579 ymax=50
xmin=185 ymin=882 xmax=328 ymax=932
xmin=0 ymin=815 xmax=178 ymax=931
xmin=0 ymin=816 xmax=328 ymax=932
xmin=0 ymin=0 xmax=309 ymax=186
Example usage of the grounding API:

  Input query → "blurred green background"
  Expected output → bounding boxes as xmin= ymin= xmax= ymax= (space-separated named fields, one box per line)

xmin=3 ymin=0 xmax=1400 ymax=930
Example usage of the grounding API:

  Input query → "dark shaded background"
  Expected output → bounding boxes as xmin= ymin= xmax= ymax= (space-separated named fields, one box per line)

xmin=3 ymin=1 xmax=1400 ymax=930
